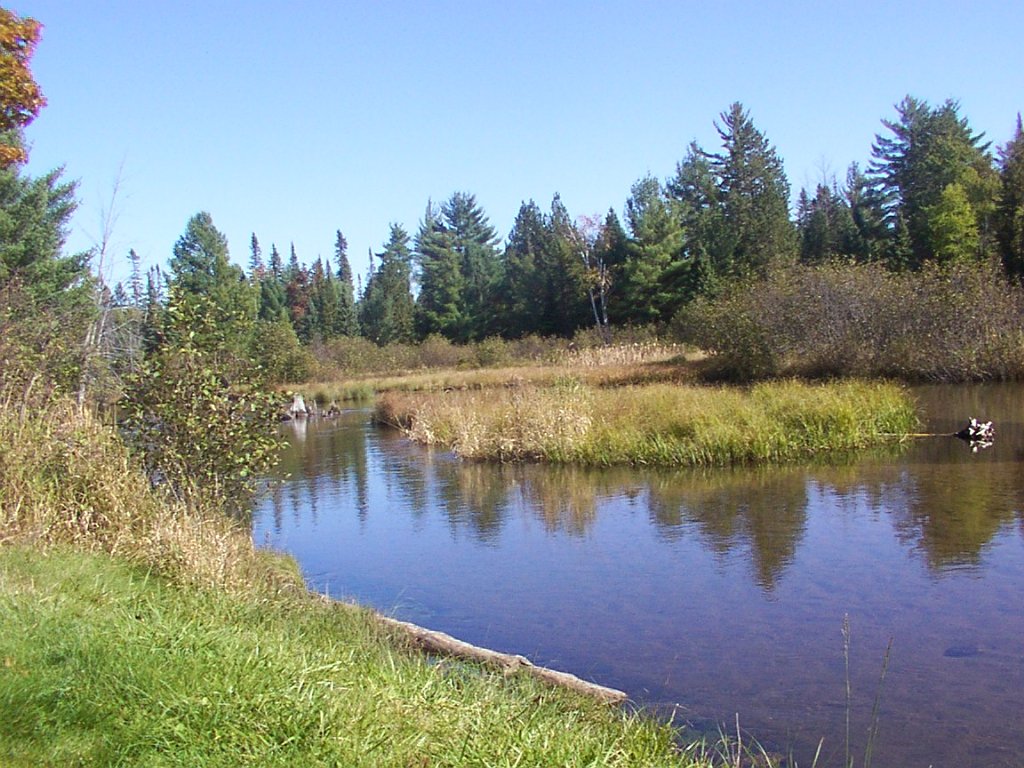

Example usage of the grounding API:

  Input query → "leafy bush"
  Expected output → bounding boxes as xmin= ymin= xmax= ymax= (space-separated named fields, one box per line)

xmin=122 ymin=298 xmax=282 ymax=515
xmin=674 ymin=260 xmax=1024 ymax=382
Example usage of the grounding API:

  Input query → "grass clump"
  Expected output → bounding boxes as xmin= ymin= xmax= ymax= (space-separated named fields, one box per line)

xmin=375 ymin=379 xmax=918 ymax=467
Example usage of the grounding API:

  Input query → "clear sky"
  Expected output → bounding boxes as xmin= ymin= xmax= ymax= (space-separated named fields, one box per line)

xmin=15 ymin=0 xmax=1024 ymax=287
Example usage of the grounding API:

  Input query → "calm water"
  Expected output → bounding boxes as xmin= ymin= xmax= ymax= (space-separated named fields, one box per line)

xmin=252 ymin=385 xmax=1024 ymax=767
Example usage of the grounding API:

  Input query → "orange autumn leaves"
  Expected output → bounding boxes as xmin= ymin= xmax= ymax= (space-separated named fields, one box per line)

xmin=0 ymin=7 xmax=45 ymax=167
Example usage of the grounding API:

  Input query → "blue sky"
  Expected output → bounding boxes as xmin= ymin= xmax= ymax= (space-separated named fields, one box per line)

xmin=16 ymin=0 xmax=1024 ymax=287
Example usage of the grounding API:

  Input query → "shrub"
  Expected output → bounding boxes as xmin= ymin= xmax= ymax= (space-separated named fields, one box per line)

xmin=674 ymin=260 xmax=1024 ymax=382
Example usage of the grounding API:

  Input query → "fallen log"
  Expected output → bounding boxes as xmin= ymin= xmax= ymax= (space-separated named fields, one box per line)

xmin=377 ymin=615 xmax=629 ymax=704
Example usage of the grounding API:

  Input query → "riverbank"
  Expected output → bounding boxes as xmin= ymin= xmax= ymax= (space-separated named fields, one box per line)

xmin=0 ymin=545 xmax=692 ymax=766
xmin=374 ymin=379 xmax=919 ymax=466
xmin=0 ymin=397 xmax=707 ymax=766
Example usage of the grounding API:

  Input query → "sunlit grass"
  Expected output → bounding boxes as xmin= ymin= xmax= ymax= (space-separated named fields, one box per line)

xmin=376 ymin=379 xmax=919 ymax=466
xmin=0 ymin=546 xmax=689 ymax=767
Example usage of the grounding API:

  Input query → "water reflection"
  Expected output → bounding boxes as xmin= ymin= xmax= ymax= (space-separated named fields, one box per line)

xmin=267 ymin=409 xmax=1021 ymax=581
xmin=254 ymin=385 xmax=1024 ymax=768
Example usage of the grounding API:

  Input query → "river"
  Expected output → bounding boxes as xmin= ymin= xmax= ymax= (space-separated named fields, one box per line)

xmin=252 ymin=384 xmax=1024 ymax=767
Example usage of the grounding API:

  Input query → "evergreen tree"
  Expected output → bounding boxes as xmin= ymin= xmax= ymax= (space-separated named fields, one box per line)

xmin=704 ymin=102 xmax=795 ymax=277
xmin=127 ymin=247 xmax=144 ymax=306
xmin=359 ymin=224 xmax=415 ymax=345
xmin=268 ymin=243 xmax=283 ymax=279
xmin=0 ymin=165 xmax=90 ymax=306
xmin=248 ymin=233 xmax=264 ymax=279
xmin=258 ymin=275 xmax=288 ymax=323
xmin=415 ymin=201 xmax=463 ymax=339
xmin=667 ymin=143 xmax=727 ymax=289
xmin=590 ymin=209 xmax=631 ymax=327
xmin=870 ymin=96 xmax=998 ymax=267
xmin=496 ymin=200 xmax=548 ymax=336
xmin=842 ymin=162 xmax=889 ymax=263
xmin=997 ymin=115 xmax=1024 ymax=277
xmin=441 ymin=192 xmax=501 ymax=340
xmin=333 ymin=229 xmax=358 ymax=336
xmin=167 ymin=211 xmax=256 ymax=359
xmin=620 ymin=175 xmax=685 ymax=324
xmin=796 ymin=181 xmax=858 ymax=264
xmin=140 ymin=265 xmax=166 ymax=354
xmin=543 ymin=194 xmax=591 ymax=336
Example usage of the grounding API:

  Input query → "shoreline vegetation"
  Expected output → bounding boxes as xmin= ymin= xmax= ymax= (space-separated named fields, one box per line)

xmin=0 ymin=396 xmax=702 ymax=766
xmin=372 ymin=378 xmax=919 ymax=467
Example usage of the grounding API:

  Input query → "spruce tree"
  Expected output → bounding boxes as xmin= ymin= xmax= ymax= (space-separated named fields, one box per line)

xmin=496 ymin=200 xmax=548 ymax=336
xmin=441 ymin=192 xmax=501 ymax=340
xmin=415 ymin=201 xmax=463 ymax=339
xmin=167 ymin=212 xmax=257 ymax=358
xmin=704 ymin=102 xmax=795 ymax=277
xmin=620 ymin=175 xmax=685 ymax=325
xmin=359 ymin=224 xmax=415 ymax=345
xmin=870 ymin=96 xmax=998 ymax=267
xmin=248 ymin=233 xmax=264 ymax=279
xmin=333 ymin=229 xmax=358 ymax=336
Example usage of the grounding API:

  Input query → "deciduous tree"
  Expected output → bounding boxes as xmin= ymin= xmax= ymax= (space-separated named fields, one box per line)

xmin=0 ymin=7 xmax=45 ymax=166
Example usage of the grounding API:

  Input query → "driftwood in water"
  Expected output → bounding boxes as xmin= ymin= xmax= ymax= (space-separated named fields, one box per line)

xmin=378 ymin=615 xmax=628 ymax=705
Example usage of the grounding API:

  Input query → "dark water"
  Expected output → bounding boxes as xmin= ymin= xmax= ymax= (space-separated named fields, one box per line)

xmin=252 ymin=385 xmax=1024 ymax=767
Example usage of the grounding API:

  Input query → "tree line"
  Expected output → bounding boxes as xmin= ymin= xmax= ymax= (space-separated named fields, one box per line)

xmin=101 ymin=97 xmax=1024 ymax=366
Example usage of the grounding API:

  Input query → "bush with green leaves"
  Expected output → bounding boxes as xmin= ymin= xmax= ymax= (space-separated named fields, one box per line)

xmin=122 ymin=295 xmax=282 ymax=515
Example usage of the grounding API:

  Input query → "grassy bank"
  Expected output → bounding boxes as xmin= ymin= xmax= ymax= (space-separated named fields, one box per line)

xmin=375 ymin=379 xmax=919 ymax=466
xmin=0 ymin=546 xmax=688 ymax=767
xmin=0 ymin=397 xmax=709 ymax=766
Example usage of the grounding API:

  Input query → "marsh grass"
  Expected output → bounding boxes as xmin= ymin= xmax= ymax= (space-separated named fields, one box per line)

xmin=376 ymin=379 xmax=918 ymax=467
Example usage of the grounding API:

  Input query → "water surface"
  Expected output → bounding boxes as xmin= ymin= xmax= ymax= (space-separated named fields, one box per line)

xmin=253 ymin=385 xmax=1024 ymax=767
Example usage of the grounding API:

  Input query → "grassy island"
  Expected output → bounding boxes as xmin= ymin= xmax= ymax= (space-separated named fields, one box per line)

xmin=375 ymin=379 xmax=919 ymax=466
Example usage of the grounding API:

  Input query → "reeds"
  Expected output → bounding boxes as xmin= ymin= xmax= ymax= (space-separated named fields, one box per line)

xmin=376 ymin=379 xmax=918 ymax=467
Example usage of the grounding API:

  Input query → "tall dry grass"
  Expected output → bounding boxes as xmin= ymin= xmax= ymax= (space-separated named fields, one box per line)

xmin=375 ymin=379 xmax=918 ymax=467
xmin=0 ymin=396 xmax=300 ymax=594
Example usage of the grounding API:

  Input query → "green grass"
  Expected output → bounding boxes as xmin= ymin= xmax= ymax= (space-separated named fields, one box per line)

xmin=375 ymin=379 xmax=919 ymax=467
xmin=0 ymin=545 xmax=691 ymax=767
